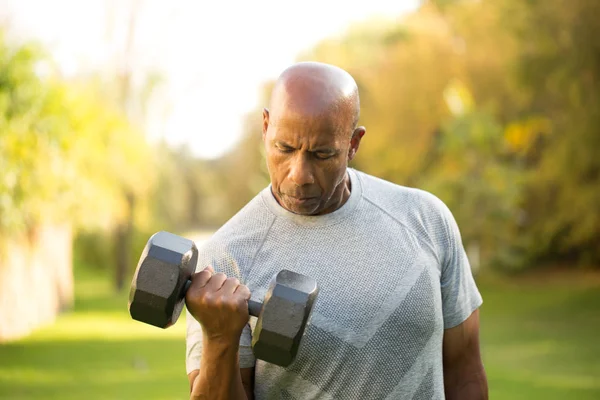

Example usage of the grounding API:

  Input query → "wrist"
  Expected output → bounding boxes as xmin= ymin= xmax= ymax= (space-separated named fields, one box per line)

xmin=202 ymin=323 xmax=244 ymax=343
xmin=202 ymin=334 xmax=240 ymax=354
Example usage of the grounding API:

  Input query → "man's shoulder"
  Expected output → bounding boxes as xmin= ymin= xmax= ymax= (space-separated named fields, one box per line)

xmin=355 ymin=169 xmax=449 ymax=221
xmin=195 ymin=189 xmax=276 ymax=270
xmin=217 ymin=189 xmax=273 ymax=232
xmin=354 ymin=169 xmax=455 ymax=257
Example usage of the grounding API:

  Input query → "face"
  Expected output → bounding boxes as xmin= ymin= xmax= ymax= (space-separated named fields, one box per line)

xmin=262 ymin=106 xmax=364 ymax=216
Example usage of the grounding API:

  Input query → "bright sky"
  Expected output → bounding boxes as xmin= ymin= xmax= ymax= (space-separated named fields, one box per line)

xmin=1 ymin=0 xmax=418 ymax=159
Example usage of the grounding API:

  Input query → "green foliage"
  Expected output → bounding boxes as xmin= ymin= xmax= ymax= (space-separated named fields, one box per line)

xmin=212 ymin=111 xmax=271 ymax=217
xmin=6 ymin=0 xmax=597 ymax=271
xmin=0 ymin=33 xmax=155 ymax=243
xmin=506 ymin=0 xmax=600 ymax=264
xmin=73 ymin=226 xmax=155 ymax=275
xmin=419 ymin=110 xmax=527 ymax=269
xmin=298 ymin=7 xmax=461 ymax=186
xmin=285 ymin=1 xmax=600 ymax=268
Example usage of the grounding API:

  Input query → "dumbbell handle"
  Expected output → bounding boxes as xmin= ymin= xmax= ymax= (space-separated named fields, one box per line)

xmin=183 ymin=280 xmax=263 ymax=317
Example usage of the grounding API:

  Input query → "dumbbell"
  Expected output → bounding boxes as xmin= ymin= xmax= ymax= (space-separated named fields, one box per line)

xmin=128 ymin=231 xmax=319 ymax=367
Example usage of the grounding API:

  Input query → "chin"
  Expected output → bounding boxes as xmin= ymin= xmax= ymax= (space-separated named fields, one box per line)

xmin=288 ymin=207 xmax=316 ymax=216
xmin=286 ymin=203 xmax=320 ymax=216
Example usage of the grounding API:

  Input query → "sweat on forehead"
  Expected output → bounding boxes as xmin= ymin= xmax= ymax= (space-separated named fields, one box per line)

xmin=269 ymin=62 xmax=360 ymax=127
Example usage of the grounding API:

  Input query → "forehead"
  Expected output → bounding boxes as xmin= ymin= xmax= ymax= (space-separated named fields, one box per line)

xmin=269 ymin=101 xmax=348 ymax=145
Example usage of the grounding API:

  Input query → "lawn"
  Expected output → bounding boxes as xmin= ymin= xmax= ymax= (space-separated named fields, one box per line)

xmin=477 ymin=271 xmax=600 ymax=399
xmin=0 ymin=266 xmax=599 ymax=399
xmin=0 ymin=266 xmax=189 ymax=400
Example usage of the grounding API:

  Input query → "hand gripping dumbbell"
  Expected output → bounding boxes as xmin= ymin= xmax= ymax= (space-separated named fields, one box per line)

xmin=128 ymin=231 xmax=319 ymax=367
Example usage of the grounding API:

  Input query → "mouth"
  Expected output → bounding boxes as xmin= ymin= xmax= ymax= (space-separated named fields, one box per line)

xmin=286 ymin=195 xmax=318 ymax=205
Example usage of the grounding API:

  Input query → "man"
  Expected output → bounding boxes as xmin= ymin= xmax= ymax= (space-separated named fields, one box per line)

xmin=184 ymin=62 xmax=488 ymax=399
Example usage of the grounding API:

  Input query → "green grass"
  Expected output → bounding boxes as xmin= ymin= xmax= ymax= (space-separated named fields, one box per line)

xmin=0 ymin=267 xmax=599 ymax=399
xmin=477 ymin=272 xmax=600 ymax=399
xmin=0 ymin=266 xmax=190 ymax=400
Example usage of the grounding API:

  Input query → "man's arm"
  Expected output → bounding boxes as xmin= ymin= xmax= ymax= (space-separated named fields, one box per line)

xmin=185 ymin=267 xmax=254 ymax=400
xmin=188 ymin=368 xmax=254 ymax=399
xmin=239 ymin=367 xmax=255 ymax=399
xmin=187 ymin=364 xmax=254 ymax=400
xmin=442 ymin=309 xmax=488 ymax=400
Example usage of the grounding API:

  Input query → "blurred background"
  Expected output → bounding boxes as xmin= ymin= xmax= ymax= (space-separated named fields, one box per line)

xmin=0 ymin=0 xmax=598 ymax=398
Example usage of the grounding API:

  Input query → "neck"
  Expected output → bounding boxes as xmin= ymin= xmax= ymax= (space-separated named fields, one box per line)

xmin=314 ymin=170 xmax=351 ymax=216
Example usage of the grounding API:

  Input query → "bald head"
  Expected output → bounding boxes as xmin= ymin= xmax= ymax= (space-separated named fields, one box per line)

xmin=261 ymin=62 xmax=366 ymax=216
xmin=269 ymin=62 xmax=361 ymax=133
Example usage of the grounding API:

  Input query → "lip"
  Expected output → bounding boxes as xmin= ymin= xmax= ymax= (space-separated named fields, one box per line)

xmin=287 ymin=196 xmax=317 ymax=204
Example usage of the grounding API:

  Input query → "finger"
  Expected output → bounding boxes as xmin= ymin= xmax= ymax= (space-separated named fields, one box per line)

xmin=221 ymin=277 xmax=240 ymax=295
xmin=190 ymin=269 xmax=212 ymax=289
xmin=204 ymin=265 xmax=215 ymax=274
xmin=205 ymin=272 xmax=227 ymax=291
xmin=234 ymin=284 xmax=251 ymax=300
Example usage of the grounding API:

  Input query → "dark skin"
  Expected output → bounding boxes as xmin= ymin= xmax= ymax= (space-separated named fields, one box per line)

xmin=261 ymin=62 xmax=365 ymax=216
xmin=443 ymin=309 xmax=489 ymax=399
xmin=186 ymin=62 xmax=488 ymax=399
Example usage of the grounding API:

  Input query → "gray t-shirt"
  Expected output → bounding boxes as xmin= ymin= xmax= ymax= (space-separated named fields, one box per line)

xmin=186 ymin=168 xmax=482 ymax=399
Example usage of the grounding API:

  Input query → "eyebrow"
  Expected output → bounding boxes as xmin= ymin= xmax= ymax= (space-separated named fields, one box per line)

xmin=274 ymin=140 xmax=293 ymax=148
xmin=274 ymin=140 xmax=338 ymax=153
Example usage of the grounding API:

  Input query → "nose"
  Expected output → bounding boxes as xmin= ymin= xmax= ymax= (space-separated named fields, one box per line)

xmin=289 ymin=153 xmax=314 ymax=187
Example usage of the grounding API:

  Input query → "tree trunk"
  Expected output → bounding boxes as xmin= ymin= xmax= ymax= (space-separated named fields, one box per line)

xmin=115 ymin=191 xmax=135 ymax=291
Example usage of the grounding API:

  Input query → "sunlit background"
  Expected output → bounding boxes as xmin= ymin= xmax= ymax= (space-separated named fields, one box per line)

xmin=2 ymin=0 xmax=419 ymax=159
xmin=1 ymin=0 xmax=599 ymax=399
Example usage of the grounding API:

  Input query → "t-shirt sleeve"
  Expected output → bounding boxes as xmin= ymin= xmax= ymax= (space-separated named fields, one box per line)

xmin=185 ymin=241 xmax=256 ymax=374
xmin=436 ymin=200 xmax=483 ymax=329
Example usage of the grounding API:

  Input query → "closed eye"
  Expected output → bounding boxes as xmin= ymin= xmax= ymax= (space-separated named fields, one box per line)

xmin=274 ymin=142 xmax=294 ymax=153
xmin=277 ymin=146 xmax=294 ymax=153
xmin=314 ymin=151 xmax=336 ymax=160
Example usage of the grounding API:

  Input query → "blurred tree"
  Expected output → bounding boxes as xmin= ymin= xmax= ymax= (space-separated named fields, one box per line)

xmin=420 ymin=107 xmax=525 ymax=270
xmin=505 ymin=0 xmax=600 ymax=266
xmin=99 ymin=0 xmax=175 ymax=289
xmin=180 ymin=0 xmax=600 ymax=270
xmin=298 ymin=5 xmax=459 ymax=186
xmin=203 ymin=85 xmax=272 ymax=222
xmin=0 ymin=31 xmax=154 ymax=266
xmin=112 ymin=1 xmax=141 ymax=291
xmin=303 ymin=0 xmax=600 ymax=269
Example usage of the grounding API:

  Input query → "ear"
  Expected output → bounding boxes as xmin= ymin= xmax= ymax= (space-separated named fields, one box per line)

xmin=348 ymin=126 xmax=366 ymax=162
xmin=262 ymin=108 xmax=270 ymax=141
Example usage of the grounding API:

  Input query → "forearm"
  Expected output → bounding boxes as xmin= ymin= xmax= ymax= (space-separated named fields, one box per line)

xmin=191 ymin=338 xmax=247 ymax=400
xmin=444 ymin=369 xmax=488 ymax=400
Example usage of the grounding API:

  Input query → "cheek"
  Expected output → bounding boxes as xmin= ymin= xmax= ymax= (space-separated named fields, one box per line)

xmin=265 ymin=152 xmax=286 ymax=185
xmin=322 ymin=159 xmax=347 ymax=183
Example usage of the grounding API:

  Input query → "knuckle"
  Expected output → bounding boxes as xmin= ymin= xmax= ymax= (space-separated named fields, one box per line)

xmin=197 ymin=271 xmax=211 ymax=282
xmin=227 ymin=277 xmax=240 ymax=285
xmin=213 ymin=296 xmax=224 ymax=307
xmin=197 ymin=292 xmax=209 ymax=304
xmin=230 ymin=297 xmax=246 ymax=312
xmin=200 ymin=291 xmax=216 ymax=304
xmin=238 ymin=296 xmax=249 ymax=307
